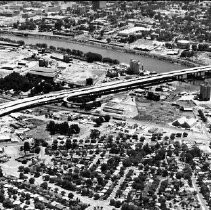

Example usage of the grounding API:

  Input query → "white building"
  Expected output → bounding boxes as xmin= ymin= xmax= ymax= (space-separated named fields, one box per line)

xmin=118 ymin=27 xmax=151 ymax=37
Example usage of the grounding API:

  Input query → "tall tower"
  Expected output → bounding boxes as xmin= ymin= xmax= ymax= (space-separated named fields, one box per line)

xmin=200 ymin=84 xmax=211 ymax=101
xmin=92 ymin=1 xmax=106 ymax=10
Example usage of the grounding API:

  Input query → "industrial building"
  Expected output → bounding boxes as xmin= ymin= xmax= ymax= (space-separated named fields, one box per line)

xmin=28 ymin=66 xmax=57 ymax=81
xmin=200 ymin=84 xmax=211 ymax=101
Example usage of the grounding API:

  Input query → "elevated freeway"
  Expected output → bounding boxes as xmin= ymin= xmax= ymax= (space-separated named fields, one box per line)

xmin=0 ymin=65 xmax=211 ymax=117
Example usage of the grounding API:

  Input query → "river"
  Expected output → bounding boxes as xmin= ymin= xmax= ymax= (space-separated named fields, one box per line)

xmin=0 ymin=34 xmax=187 ymax=72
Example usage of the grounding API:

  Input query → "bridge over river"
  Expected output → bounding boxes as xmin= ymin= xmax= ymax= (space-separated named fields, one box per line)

xmin=0 ymin=65 xmax=210 ymax=117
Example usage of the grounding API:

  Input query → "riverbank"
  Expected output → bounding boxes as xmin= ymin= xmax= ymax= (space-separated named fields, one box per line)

xmin=0 ymin=31 xmax=192 ymax=72
xmin=0 ymin=29 xmax=204 ymax=68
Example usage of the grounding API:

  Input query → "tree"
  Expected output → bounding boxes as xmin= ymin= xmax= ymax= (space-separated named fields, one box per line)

xmin=13 ymin=194 xmax=17 ymax=200
xmin=69 ymin=124 xmax=80 ymax=134
xmin=143 ymin=143 xmax=151 ymax=154
xmin=185 ymin=152 xmax=193 ymax=164
xmin=94 ymin=193 xmax=100 ymax=200
xmin=128 ymin=35 xmax=136 ymax=44
xmin=34 ymin=202 xmax=45 ymax=210
xmin=43 ymin=175 xmax=50 ymax=181
xmin=202 ymin=162 xmax=210 ymax=172
xmin=86 ymin=52 xmax=102 ymax=63
xmin=34 ymin=146 xmax=41 ymax=154
xmin=59 ymin=122 xmax=69 ymax=135
xmin=25 ymin=193 xmax=31 ymax=200
xmin=106 ymin=38 xmax=111 ymax=43
xmin=40 ymin=182 xmax=48 ymax=190
xmin=0 ymin=192 xmax=5 ymax=203
xmin=24 ymin=167 xmax=30 ymax=174
xmin=17 ymin=40 xmax=25 ymax=46
xmin=207 ymin=6 xmax=211 ymax=21
xmin=190 ymin=146 xmax=201 ymax=157
xmin=65 ymin=139 xmax=72 ymax=150
xmin=61 ymin=191 xmax=66 ymax=196
xmin=110 ymin=199 xmax=115 ymax=206
xmin=0 ymin=167 xmax=3 ymax=177
xmin=46 ymin=121 xmax=56 ymax=135
xmin=162 ymin=169 xmax=168 ymax=177
xmin=176 ymin=172 xmax=183 ymax=179
xmin=94 ymin=118 xmax=102 ymax=127
xmin=90 ymin=129 xmax=100 ymax=139
xmin=183 ymin=165 xmax=192 ymax=179
xmin=123 ymin=158 xmax=132 ymax=167
xmin=86 ymin=78 xmax=93 ymax=86
xmin=18 ymin=166 xmax=24 ymax=172
xmin=19 ymin=172 xmax=25 ymax=179
xmin=23 ymin=141 xmax=30 ymax=153
xmin=68 ymin=192 xmax=74 ymax=199
xmin=49 ymin=45 xmax=56 ymax=51
xmin=55 ymin=20 xmax=63 ymax=31
xmin=104 ymin=115 xmax=110 ymax=122
xmin=29 ymin=177 xmax=35 ymax=184
xmin=3 ymin=199 xmax=13 ymax=209
xmin=101 ymin=163 xmax=108 ymax=172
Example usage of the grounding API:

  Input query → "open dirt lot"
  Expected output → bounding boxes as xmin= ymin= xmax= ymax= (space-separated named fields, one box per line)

xmin=0 ymin=48 xmax=33 ymax=77
xmin=0 ymin=48 xmax=31 ymax=66
xmin=58 ymin=59 xmax=108 ymax=85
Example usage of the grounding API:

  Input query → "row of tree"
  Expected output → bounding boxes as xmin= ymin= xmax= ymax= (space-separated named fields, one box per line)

xmin=46 ymin=121 xmax=80 ymax=136
xmin=33 ymin=42 xmax=120 ymax=65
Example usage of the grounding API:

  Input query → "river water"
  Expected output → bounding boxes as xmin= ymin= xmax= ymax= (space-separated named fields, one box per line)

xmin=0 ymin=34 xmax=187 ymax=72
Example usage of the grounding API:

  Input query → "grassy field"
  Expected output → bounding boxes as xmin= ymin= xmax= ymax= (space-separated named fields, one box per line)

xmin=25 ymin=124 xmax=52 ymax=141
xmin=135 ymin=98 xmax=181 ymax=124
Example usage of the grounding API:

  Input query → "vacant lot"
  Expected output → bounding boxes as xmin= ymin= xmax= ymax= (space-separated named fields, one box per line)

xmin=135 ymin=97 xmax=181 ymax=124
xmin=135 ymin=81 xmax=200 ymax=124
xmin=25 ymin=124 xmax=51 ymax=141
xmin=58 ymin=59 xmax=108 ymax=85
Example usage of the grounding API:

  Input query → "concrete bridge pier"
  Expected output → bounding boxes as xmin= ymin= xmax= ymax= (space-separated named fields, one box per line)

xmin=195 ymin=72 xmax=204 ymax=77
xmin=176 ymin=75 xmax=187 ymax=80
xmin=205 ymin=70 xmax=211 ymax=77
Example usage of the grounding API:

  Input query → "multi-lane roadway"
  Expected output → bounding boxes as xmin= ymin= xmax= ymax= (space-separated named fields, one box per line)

xmin=0 ymin=65 xmax=210 ymax=117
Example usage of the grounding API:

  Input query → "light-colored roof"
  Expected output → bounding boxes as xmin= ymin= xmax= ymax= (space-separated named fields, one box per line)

xmin=30 ymin=66 xmax=57 ymax=73
xmin=177 ymin=40 xmax=191 ymax=44
xmin=0 ymin=134 xmax=11 ymax=141
xmin=28 ymin=66 xmax=56 ymax=78
xmin=174 ymin=116 xmax=196 ymax=127
xmin=119 ymin=27 xmax=151 ymax=36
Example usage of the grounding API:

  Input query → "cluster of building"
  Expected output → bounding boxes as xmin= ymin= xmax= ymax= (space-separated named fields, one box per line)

xmin=0 ymin=2 xmax=211 ymax=210
xmin=1 ymin=1 xmax=211 ymax=59
xmin=0 ymin=1 xmax=61 ymax=18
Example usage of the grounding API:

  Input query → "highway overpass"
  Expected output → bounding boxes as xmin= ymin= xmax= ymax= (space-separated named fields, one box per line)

xmin=0 ymin=65 xmax=211 ymax=117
